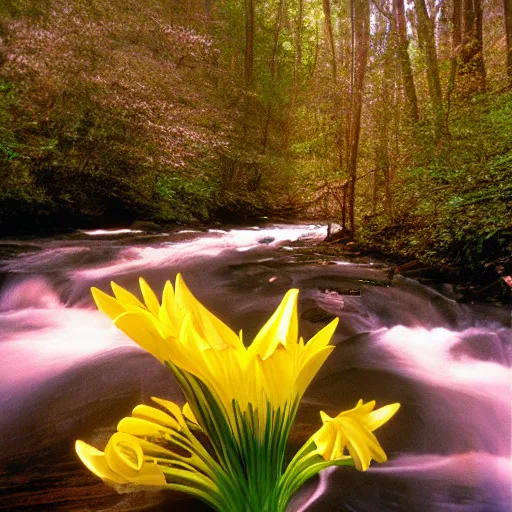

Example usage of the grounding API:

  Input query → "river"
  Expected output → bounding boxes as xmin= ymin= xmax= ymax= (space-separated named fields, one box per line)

xmin=0 ymin=225 xmax=510 ymax=511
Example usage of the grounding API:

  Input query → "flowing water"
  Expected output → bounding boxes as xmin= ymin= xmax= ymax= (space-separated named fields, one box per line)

xmin=0 ymin=225 xmax=510 ymax=512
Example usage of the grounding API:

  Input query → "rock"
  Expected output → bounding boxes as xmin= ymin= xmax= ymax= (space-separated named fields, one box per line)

xmin=129 ymin=220 xmax=162 ymax=232
xmin=469 ymin=277 xmax=512 ymax=303
xmin=385 ymin=267 xmax=396 ymax=284
xmin=301 ymin=306 xmax=337 ymax=323
xmin=395 ymin=260 xmax=426 ymax=273
xmin=345 ymin=241 xmax=359 ymax=251
xmin=257 ymin=236 xmax=275 ymax=244
xmin=395 ymin=260 xmax=456 ymax=280
xmin=325 ymin=229 xmax=352 ymax=244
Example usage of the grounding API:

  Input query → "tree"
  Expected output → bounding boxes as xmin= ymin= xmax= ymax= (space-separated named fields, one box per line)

xmin=322 ymin=0 xmax=337 ymax=81
xmin=458 ymin=0 xmax=486 ymax=94
xmin=245 ymin=0 xmax=255 ymax=87
xmin=284 ymin=0 xmax=304 ymax=147
xmin=262 ymin=0 xmax=285 ymax=151
xmin=504 ymin=0 xmax=512 ymax=80
xmin=446 ymin=0 xmax=462 ymax=126
xmin=414 ymin=0 xmax=445 ymax=136
xmin=393 ymin=0 xmax=419 ymax=123
xmin=372 ymin=11 xmax=395 ymax=221
xmin=346 ymin=0 xmax=370 ymax=235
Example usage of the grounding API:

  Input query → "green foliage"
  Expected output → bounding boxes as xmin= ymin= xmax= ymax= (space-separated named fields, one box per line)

xmin=155 ymin=176 xmax=215 ymax=223
xmin=360 ymin=92 xmax=512 ymax=272
xmin=0 ymin=0 xmax=310 ymax=234
xmin=0 ymin=81 xmax=19 ymax=161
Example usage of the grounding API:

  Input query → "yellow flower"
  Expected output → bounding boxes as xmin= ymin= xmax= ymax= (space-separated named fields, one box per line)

xmin=76 ymin=398 xmax=215 ymax=489
xmin=92 ymin=275 xmax=339 ymax=436
xmin=91 ymin=275 xmax=243 ymax=363
xmin=75 ymin=433 xmax=167 ymax=490
xmin=82 ymin=276 xmax=402 ymax=510
xmin=313 ymin=400 xmax=400 ymax=471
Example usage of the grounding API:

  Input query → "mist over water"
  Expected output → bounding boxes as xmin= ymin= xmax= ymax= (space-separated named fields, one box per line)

xmin=0 ymin=225 xmax=510 ymax=511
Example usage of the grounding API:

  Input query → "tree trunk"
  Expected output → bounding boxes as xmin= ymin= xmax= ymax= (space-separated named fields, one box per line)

xmin=346 ymin=0 xmax=370 ymax=237
xmin=309 ymin=19 xmax=320 ymax=79
xmin=341 ymin=182 xmax=348 ymax=229
xmin=374 ymin=20 xmax=393 ymax=220
xmin=262 ymin=0 xmax=285 ymax=152
xmin=244 ymin=0 xmax=255 ymax=87
xmin=437 ymin=0 xmax=451 ymax=60
xmin=445 ymin=0 xmax=462 ymax=130
xmin=414 ymin=0 xmax=445 ymax=137
xmin=242 ymin=0 xmax=255 ymax=141
xmin=284 ymin=0 xmax=303 ymax=147
xmin=334 ymin=1 xmax=351 ymax=173
xmin=392 ymin=0 xmax=419 ymax=123
xmin=296 ymin=0 xmax=303 ymax=81
xmin=322 ymin=0 xmax=337 ymax=81
xmin=372 ymin=166 xmax=378 ymax=216
xmin=458 ymin=0 xmax=486 ymax=94
xmin=503 ymin=0 xmax=512 ymax=79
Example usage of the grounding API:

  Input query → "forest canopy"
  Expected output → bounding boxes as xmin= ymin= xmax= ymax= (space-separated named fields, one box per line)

xmin=0 ymin=0 xmax=511 ymax=270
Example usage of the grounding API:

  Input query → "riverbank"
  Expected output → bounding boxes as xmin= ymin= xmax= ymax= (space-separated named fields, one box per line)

xmin=285 ymin=233 xmax=512 ymax=305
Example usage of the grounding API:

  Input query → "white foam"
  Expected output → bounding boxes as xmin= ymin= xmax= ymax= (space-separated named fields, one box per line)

xmin=73 ymin=225 xmax=329 ymax=280
xmin=0 ymin=277 xmax=61 ymax=311
xmin=371 ymin=452 xmax=512 ymax=480
xmin=377 ymin=326 xmax=511 ymax=401
xmin=81 ymin=229 xmax=143 ymax=235
xmin=0 ymin=307 xmax=137 ymax=391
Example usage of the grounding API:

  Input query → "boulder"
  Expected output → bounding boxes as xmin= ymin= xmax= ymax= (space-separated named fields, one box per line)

xmin=129 ymin=220 xmax=162 ymax=232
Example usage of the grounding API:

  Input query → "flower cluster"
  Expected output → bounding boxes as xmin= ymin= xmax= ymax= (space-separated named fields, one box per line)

xmin=77 ymin=275 xmax=399 ymax=511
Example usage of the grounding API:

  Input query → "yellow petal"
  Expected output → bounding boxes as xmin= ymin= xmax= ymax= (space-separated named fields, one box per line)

xmin=258 ymin=345 xmax=297 ymax=408
xmin=250 ymin=289 xmax=299 ymax=360
xmin=160 ymin=280 xmax=182 ymax=333
xmin=337 ymin=417 xmax=387 ymax=471
xmin=121 ymin=461 xmax=167 ymax=487
xmin=337 ymin=399 xmax=373 ymax=421
xmin=76 ymin=440 xmax=127 ymax=484
xmin=313 ymin=422 xmax=338 ymax=460
xmin=117 ymin=417 xmax=171 ymax=438
xmin=180 ymin=312 xmax=212 ymax=352
xmin=114 ymin=310 xmax=165 ymax=362
xmin=91 ymin=287 xmax=126 ymax=321
xmin=319 ymin=410 xmax=333 ymax=424
xmin=303 ymin=318 xmax=339 ymax=357
xmin=152 ymin=397 xmax=186 ymax=424
xmin=182 ymin=403 xmax=198 ymax=424
xmin=132 ymin=404 xmax=181 ymax=430
xmin=139 ymin=278 xmax=160 ymax=317
xmin=175 ymin=274 xmax=241 ymax=350
xmin=111 ymin=282 xmax=145 ymax=309
xmin=335 ymin=400 xmax=400 ymax=432
xmin=314 ymin=400 xmax=395 ymax=471
xmin=296 ymin=345 xmax=334 ymax=397
xmin=77 ymin=434 xmax=167 ymax=489
xmin=368 ymin=403 xmax=401 ymax=431
xmin=105 ymin=432 xmax=144 ymax=477
xmin=157 ymin=307 xmax=177 ymax=338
